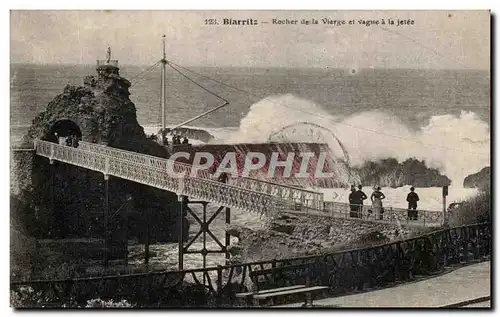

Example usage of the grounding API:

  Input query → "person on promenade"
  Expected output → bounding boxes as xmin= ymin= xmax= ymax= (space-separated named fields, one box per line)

xmin=182 ymin=137 xmax=189 ymax=145
xmin=356 ymin=185 xmax=368 ymax=217
xmin=349 ymin=186 xmax=361 ymax=218
xmin=371 ymin=186 xmax=386 ymax=220
xmin=406 ymin=186 xmax=420 ymax=220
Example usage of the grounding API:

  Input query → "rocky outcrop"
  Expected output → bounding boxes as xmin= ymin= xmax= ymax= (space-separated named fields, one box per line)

xmin=226 ymin=224 xmax=324 ymax=264
xmin=463 ymin=166 xmax=490 ymax=190
xmin=12 ymin=64 xmax=188 ymax=266
xmin=171 ymin=127 xmax=215 ymax=143
xmin=226 ymin=213 xmax=424 ymax=264
xmin=353 ymin=158 xmax=451 ymax=188
xmin=23 ymin=65 xmax=165 ymax=156
xmin=281 ymin=213 xmax=413 ymax=248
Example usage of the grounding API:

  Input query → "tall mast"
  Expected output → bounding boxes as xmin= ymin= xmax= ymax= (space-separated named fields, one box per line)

xmin=161 ymin=34 xmax=167 ymax=133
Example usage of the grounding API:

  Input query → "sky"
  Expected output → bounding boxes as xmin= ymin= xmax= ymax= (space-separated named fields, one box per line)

xmin=10 ymin=10 xmax=490 ymax=69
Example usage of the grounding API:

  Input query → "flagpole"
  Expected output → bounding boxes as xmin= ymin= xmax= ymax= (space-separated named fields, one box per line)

xmin=161 ymin=35 xmax=167 ymax=134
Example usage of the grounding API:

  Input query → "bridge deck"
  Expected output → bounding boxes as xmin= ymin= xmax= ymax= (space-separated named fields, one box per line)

xmin=33 ymin=140 xmax=443 ymax=226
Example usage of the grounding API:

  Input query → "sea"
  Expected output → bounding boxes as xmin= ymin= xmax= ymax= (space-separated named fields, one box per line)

xmin=10 ymin=64 xmax=490 ymax=210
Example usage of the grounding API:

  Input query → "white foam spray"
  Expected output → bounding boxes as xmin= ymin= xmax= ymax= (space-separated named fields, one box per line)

xmin=226 ymin=94 xmax=490 ymax=186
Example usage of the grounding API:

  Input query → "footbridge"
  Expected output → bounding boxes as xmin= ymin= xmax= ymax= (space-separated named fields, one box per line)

xmin=34 ymin=139 xmax=444 ymax=227
xmin=35 ymin=140 xmax=323 ymax=217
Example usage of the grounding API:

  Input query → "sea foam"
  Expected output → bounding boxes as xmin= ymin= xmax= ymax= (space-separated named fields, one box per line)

xmin=225 ymin=94 xmax=490 ymax=185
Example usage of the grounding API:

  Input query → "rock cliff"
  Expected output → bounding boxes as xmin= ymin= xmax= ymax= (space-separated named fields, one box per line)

xmin=463 ymin=166 xmax=490 ymax=190
xmin=352 ymin=158 xmax=451 ymax=188
xmin=12 ymin=64 xmax=188 ymax=267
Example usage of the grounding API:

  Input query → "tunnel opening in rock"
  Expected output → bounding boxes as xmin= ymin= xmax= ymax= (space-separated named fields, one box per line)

xmin=49 ymin=119 xmax=82 ymax=142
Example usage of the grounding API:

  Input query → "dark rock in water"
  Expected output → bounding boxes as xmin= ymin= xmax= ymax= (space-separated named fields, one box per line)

xmin=463 ymin=166 xmax=490 ymax=190
xmin=173 ymin=127 xmax=215 ymax=143
xmin=353 ymin=158 xmax=451 ymax=188
xmin=12 ymin=63 xmax=188 ymax=266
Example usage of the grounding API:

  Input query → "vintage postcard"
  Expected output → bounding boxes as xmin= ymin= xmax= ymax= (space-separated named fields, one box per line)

xmin=10 ymin=10 xmax=491 ymax=308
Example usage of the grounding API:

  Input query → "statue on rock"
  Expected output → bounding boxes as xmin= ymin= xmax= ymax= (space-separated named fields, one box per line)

xmin=106 ymin=47 xmax=111 ymax=64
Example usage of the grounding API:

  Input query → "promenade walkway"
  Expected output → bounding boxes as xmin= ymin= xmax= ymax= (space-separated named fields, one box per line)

xmin=276 ymin=261 xmax=491 ymax=308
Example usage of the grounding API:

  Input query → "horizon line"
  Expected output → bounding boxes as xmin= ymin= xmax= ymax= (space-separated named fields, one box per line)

xmin=9 ymin=62 xmax=489 ymax=72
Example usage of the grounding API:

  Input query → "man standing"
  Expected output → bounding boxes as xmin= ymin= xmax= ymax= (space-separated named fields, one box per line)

xmin=348 ymin=186 xmax=359 ymax=218
xmin=406 ymin=186 xmax=420 ymax=220
xmin=356 ymin=185 xmax=368 ymax=218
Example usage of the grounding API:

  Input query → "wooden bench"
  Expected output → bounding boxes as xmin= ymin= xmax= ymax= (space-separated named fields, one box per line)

xmin=253 ymin=285 xmax=328 ymax=307
xmin=235 ymin=262 xmax=329 ymax=307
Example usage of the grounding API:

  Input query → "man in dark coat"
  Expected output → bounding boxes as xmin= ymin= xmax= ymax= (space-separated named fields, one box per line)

xmin=406 ymin=186 xmax=420 ymax=220
xmin=356 ymin=185 xmax=368 ymax=217
xmin=349 ymin=186 xmax=360 ymax=218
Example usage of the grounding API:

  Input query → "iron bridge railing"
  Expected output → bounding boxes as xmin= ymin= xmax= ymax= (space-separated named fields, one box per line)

xmin=76 ymin=141 xmax=324 ymax=212
xmin=320 ymin=201 xmax=444 ymax=227
xmin=35 ymin=140 xmax=442 ymax=226
xmin=228 ymin=177 xmax=323 ymax=210
xmin=35 ymin=140 xmax=277 ymax=216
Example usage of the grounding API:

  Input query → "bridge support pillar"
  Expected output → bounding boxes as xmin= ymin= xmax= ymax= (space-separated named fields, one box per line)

xmin=144 ymin=207 xmax=150 ymax=268
xmin=178 ymin=195 xmax=186 ymax=271
xmin=103 ymin=174 xmax=109 ymax=269
xmin=225 ymin=207 xmax=231 ymax=263
xmin=178 ymin=198 xmax=232 ymax=274
xmin=49 ymin=159 xmax=55 ymax=237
